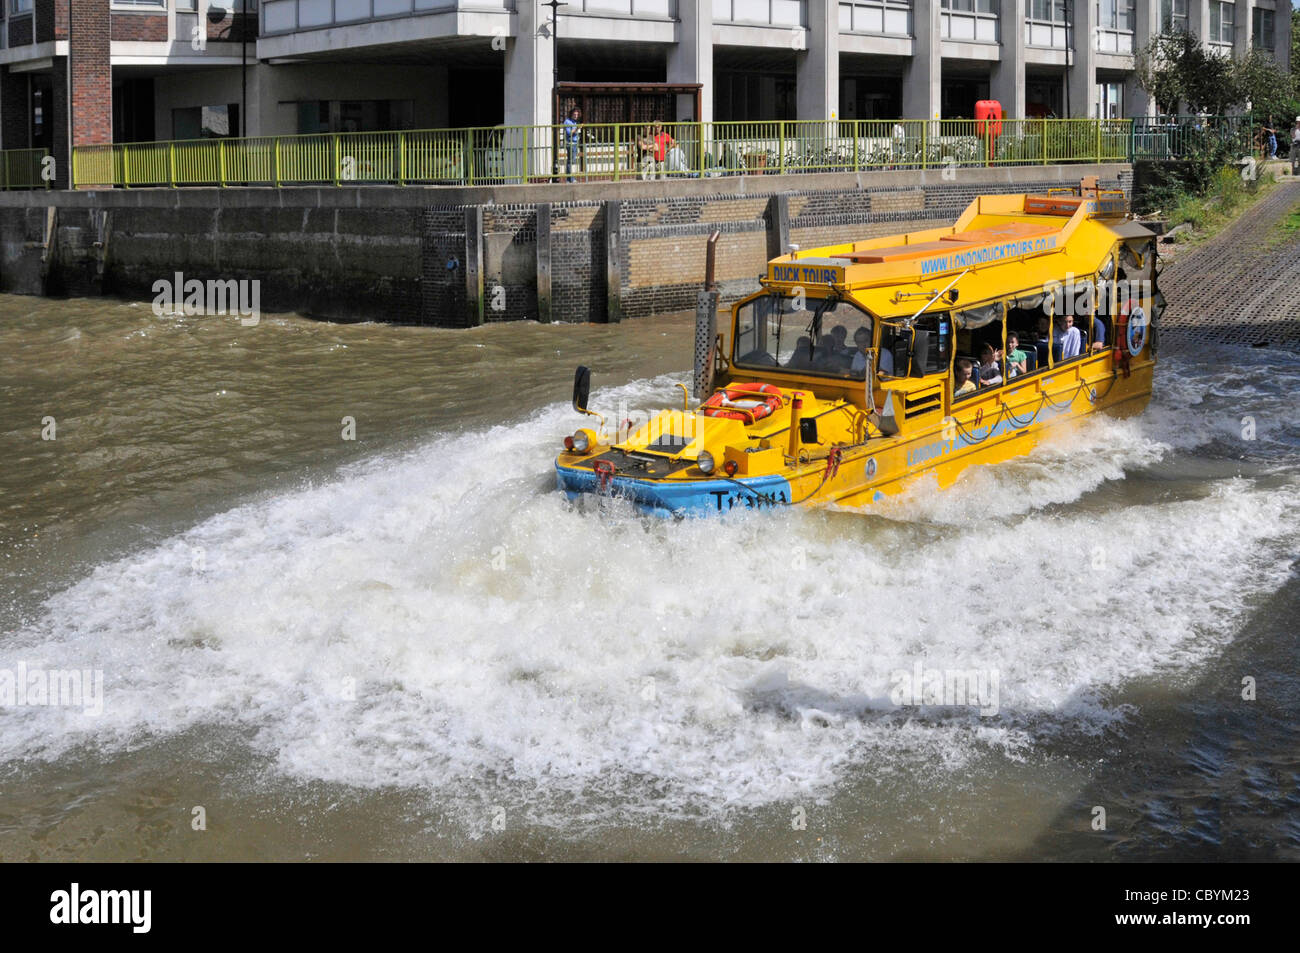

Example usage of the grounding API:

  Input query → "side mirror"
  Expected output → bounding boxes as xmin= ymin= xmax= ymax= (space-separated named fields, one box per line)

xmin=572 ymin=365 xmax=591 ymax=413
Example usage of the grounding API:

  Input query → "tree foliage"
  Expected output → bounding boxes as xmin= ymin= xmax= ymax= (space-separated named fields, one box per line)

xmin=1136 ymin=28 xmax=1298 ymax=120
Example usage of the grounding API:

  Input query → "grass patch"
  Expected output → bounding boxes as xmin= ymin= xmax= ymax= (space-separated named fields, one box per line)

xmin=1163 ymin=166 xmax=1278 ymax=244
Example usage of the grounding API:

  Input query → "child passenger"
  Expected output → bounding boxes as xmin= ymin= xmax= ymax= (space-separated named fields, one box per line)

xmin=977 ymin=343 xmax=1003 ymax=387
xmin=954 ymin=359 xmax=976 ymax=398
xmin=1004 ymin=332 xmax=1028 ymax=378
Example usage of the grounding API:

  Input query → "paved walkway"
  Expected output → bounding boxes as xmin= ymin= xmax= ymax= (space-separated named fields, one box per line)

xmin=1160 ymin=179 xmax=1300 ymax=352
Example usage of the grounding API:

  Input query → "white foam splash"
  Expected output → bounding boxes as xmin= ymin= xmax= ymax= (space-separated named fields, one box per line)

xmin=3 ymin=363 xmax=1297 ymax=828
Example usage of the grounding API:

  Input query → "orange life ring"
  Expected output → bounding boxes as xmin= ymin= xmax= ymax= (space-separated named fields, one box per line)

xmin=701 ymin=382 xmax=784 ymax=423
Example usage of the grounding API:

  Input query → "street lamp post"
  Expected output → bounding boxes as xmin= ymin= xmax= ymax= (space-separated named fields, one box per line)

xmin=543 ymin=0 xmax=567 ymax=178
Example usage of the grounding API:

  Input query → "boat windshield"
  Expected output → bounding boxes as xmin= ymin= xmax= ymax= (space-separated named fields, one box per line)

xmin=733 ymin=293 xmax=876 ymax=380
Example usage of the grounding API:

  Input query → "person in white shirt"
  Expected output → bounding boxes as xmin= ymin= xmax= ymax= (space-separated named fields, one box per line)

xmin=1054 ymin=313 xmax=1082 ymax=361
xmin=850 ymin=325 xmax=895 ymax=377
xmin=977 ymin=343 xmax=1003 ymax=387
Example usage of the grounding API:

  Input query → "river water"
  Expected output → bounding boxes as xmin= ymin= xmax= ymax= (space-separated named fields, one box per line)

xmin=1 ymin=296 xmax=1297 ymax=861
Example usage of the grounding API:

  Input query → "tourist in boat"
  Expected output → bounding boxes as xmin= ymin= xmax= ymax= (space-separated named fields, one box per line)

xmin=954 ymin=359 xmax=976 ymax=398
xmin=786 ymin=336 xmax=814 ymax=369
xmin=1005 ymin=332 xmax=1028 ymax=378
xmin=1054 ymin=313 xmax=1082 ymax=361
xmin=977 ymin=344 xmax=1003 ymax=387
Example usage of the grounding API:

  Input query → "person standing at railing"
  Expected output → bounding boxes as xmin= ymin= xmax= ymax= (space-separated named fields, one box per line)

xmin=1261 ymin=119 xmax=1278 ymax=160
xmin=1292 ymin=117 xmax=1300 ymax=160
xmin=563 ymin=107 xmax=582 ymax=182
xmin=637 ymin=126 xmax=656 ymax=180
xmin=651 ymin=121 xmax=675 ymax=180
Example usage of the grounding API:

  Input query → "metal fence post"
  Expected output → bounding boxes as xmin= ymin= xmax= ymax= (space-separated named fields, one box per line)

xmin=398 ymin=131 xmax=406 ymax=185
xmin=123 ymin=144 xmax=131 ymax=189
xmin=778 ymin=121 xmax=785 ymax=175
xmin=274 ymin=138 xmax=281 ymax=187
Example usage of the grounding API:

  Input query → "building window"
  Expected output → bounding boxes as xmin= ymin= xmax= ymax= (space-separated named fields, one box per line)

xmin=1096 ymin=0 xmax=1133 ymax=31
xmin=941 ymin=0 xmax=997 ymax=41
xmin=1095 ymin=81 xmax=1123 ymax=119
xmin=1159 ymin=0 xmax=1189 ymax=33
xmin=1208 ymin=1 xmax=1233 ymax=45
xmin=1025 ymin=0 xmax=1068 ymax=49
xmin=838 ymin=0 xmax=911 ymax=36
xmin=111 ymin=0 xmax=167 ymax=7
xmin=1252 ymin=8 xmax=1274 ymax=50
xmin=9 ymin=0 xmax=33 ymax=13
xmin=1028 ymin=0 xmax=1066 ymax=23
xmin=173 ymin=105 xmax=238 ymax=140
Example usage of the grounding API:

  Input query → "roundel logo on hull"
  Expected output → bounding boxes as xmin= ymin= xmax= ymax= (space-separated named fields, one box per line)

xmin=1127 ymin=306 xmax=1148 ymax=357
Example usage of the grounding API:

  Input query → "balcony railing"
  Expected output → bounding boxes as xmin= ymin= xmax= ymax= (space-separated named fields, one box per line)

xmin=0 ymin=148 xmax=49 ymax=190
xmin=69 ymin=119 xmax=1133 ymax=189
xmin=712 ymin=0 xmax=806 ymax=28
xmin=568 ymin=0 xmax=676 ymax=15
xmin=261 ymin=0 xmax=513 ymax=36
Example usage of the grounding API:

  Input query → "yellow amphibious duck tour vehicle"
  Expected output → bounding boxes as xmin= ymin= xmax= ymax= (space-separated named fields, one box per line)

xmin=557 ymin=178 xmax=1163 ymax=514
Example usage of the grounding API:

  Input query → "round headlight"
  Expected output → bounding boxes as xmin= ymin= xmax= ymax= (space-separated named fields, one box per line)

xmin=697 ymin=450 xmax=716 ymax=474
xmin=572 ymin=430 xmax=590 ymax=453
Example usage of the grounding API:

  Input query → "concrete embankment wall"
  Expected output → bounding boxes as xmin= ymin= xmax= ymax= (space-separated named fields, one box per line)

xmin=0 ymin=164 xmax=1132 ymax=324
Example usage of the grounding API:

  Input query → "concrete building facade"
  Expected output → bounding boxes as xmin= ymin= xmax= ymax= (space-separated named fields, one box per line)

xmin=0 ymin=1 xmax=1292 ymax=186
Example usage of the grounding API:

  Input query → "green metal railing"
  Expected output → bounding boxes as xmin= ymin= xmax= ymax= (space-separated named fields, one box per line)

xmin=0 ymin=149 xmax=50 ymax=189
xmin=1129 ymin=115 xmax=1252 ymax=161
xmin=69 ymin=119 xmax=1134 ymax=189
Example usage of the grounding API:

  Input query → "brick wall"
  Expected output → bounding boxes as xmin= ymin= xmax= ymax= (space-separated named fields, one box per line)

xmin=9 ymin=15 xmax=33 ymax=46
xmin=111 ymin=12 xmax=168 ymax=42
xmin=0 ymin=166 xmax=1136 ymax=322
xmin=69 ymin=0 xmax=111 ymax=150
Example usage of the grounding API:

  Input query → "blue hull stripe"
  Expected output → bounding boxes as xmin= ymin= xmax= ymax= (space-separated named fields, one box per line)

xmin=556 ymin=464 xmax=794 ymax=515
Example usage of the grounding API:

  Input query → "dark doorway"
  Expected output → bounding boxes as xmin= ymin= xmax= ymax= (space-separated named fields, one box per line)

xmin=448 ymin=69 xmax=504 ymax=128
xmin=842 ymin=76 xmax=903 ymax=119
xmin=941 ymin=78 xmax=989 ymax=119
xmin=113 ymin=76 xmax=156 ymax=143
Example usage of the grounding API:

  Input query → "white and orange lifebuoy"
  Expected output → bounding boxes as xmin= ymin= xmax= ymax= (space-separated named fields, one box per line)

xmin=1114 ymin=298 xmax=1148 ymax=359
xmin=701 ymin=382 xmax=784 ymax=423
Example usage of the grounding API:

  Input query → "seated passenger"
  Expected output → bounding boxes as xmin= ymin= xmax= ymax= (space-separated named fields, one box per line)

xmin=1054 ymin=314 xmax=1081 ymax=360
xmin=785 ymin=336 xmax=813 ymax=369
xmin=977 ymin=344 xmax=1003 ymax=387
xmin=814 ymin=334 xmax=851 ymax=372
xmin=1004 ymin=332 xmax=1028 ymax=378
xmin=830 ymin=324 xmax=851 ymax=358
xmin=849 ymin=326 xmax=872 ymax=375
xmin=878 ymin=346 xmax=895 ymax=377
xmin=1090 ymin=315 xmax=1107 ymax=352
xmin=953 ymin=359 xmax=976 ymax=398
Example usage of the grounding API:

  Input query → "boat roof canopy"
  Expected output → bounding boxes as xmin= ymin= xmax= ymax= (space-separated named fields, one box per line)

xmin=763 ymin=184 xmax=1153 ymax=320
